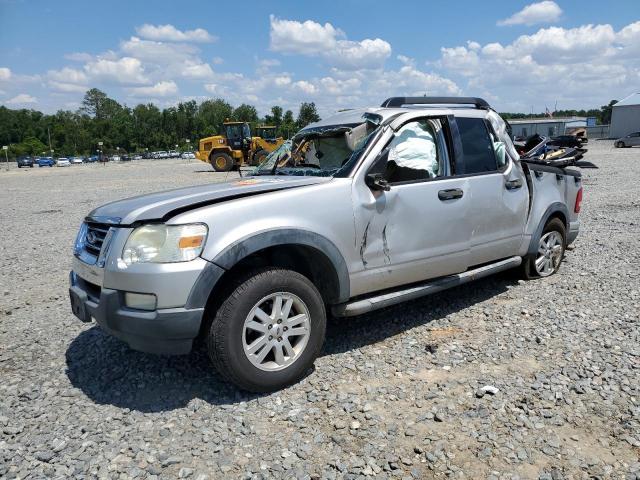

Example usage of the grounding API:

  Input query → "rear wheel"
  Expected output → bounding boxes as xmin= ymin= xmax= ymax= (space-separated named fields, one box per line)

xmin=206 ymin=268 xmax=326 ymax=392
xmin=211 ymin=152 xmax=233 ymax=172
xmin=615 ymin=141 xmax=625 ymax=148
xmin=522 ymin=218 xmax=566 ymax=279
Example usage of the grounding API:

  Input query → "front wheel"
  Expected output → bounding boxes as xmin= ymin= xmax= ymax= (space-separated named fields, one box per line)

xmin=211 ymin=152 xmax=233 ymax=172
xmin=522 ymin=218 xmax=566 ymax=279
xmin=206 ymin=268 xmax=326 ymax=392
xmin=615 ymin=141 xmax=625 ymax=148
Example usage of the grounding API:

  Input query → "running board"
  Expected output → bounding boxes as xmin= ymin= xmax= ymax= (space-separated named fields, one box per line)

xmin=332 ymin=256 xmax=522 ymax=317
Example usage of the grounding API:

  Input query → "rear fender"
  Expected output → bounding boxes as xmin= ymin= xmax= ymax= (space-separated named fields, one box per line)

xmin=527 ymin=202 xmax=569 ymax=255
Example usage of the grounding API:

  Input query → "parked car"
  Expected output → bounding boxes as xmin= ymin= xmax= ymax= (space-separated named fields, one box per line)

xmin=56 ymin=158 xmax=71 ymax=167
xmin=36 ymin=157 xmax=55 ymax=167
xmin=132 ymin=155 xmax=142 ymax=160
xmin=85 ymin=155 xmax=99 ymax=163
xmin=16 ymin=156 xmax=34 ymax=168
xmin=120 ymin=154 xmax=131 ymax=162
xmin=69 ymin=96 xmax=585 ymax=392
xmin=70 ymin=157 xmax=84 ymax=165
xmin=615 ymin=131 xmax=640 ymax=148
xmin=180 ymin=152 xmax=196 ymax=159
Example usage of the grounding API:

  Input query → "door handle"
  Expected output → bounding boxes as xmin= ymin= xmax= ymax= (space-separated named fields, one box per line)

xmin=438 ymin=188 xmax=464 ymax=201
xmin=505 ymin=178 xmax=523 ymax=190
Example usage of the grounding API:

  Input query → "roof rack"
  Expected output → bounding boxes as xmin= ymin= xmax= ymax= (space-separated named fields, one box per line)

xmin=380 ymin=96 xmax=491 ymax=109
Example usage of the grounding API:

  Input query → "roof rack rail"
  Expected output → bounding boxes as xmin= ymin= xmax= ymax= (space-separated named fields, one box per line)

xmin=380 ymin=96 xmax=491 ymax=109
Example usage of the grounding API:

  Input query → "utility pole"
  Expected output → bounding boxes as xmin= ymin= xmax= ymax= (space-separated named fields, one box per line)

xmin=48 ymin=127 xmax=52 ymax=152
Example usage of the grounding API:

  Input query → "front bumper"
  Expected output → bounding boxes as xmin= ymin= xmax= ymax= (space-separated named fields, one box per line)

xmin=69 ymin=272 xmax=204 ymax=355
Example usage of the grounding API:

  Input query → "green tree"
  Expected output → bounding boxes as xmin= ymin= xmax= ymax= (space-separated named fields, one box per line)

xmin=296 ymin=102 xmax=320 ymax=129
xmin=599 ymin=100 xmax=617 ymax=125
xmin=197 ymin=98 xmax=233 ymax=136
xmin=281 ymin=109 xmax=295 ymax=138
xmin=233 ymin=104 xmax=259 ymax=123
xmin=80 ymin=88 xmax=109 ymax=118
xmin=9 ymin=136 xmax=47 ymax=157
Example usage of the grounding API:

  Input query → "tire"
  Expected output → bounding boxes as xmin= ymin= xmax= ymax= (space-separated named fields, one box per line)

xmin=522 ymin=218 xmax=566 ymax=279
xmin=615 ymin=141 xmax=625 ymax=148
xmin=251 ymin=149 xmax=268 ymax=166
xmin=206 ymin=268 xmax=326 ymax=392
xmin=210 ymin=152 xmax=233 ymax=172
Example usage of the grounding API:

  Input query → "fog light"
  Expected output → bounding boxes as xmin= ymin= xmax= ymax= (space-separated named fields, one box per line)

xmin=124 ymin=292 xmax=157 ymax=311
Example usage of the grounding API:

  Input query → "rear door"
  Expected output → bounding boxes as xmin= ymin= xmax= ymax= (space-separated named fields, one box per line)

xmin=629 ymin=132 xmax=640 ymax=146
xmin=454 ymin=116 xmax=529 ymax=265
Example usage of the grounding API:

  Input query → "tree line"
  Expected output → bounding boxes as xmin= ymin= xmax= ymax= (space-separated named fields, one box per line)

xmin=501 ymin=100 xmax=617 ymax=125
xmin=0 ymin=88 xmax=321 ymax=158
xmin=0 ymin=88 xmax=618 ymax=159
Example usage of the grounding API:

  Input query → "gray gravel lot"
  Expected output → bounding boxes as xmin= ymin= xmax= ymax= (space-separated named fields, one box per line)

xmin=1 ymin=143 xmax=639 ymax=479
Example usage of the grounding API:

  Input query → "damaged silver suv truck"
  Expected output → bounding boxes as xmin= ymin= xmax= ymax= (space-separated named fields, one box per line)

xmin=69 ymin=97 xmax=584 ymax=392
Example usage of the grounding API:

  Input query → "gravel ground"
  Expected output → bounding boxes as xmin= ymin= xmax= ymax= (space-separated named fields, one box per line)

xmin=1 ymin=143 xmax=639 ymax=480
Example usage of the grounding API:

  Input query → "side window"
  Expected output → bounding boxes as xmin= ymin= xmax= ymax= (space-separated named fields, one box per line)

xmin=384 ymin=119 xmax=449 ymax=184
xmin=456 ymin=117 xmax=499 ymax=174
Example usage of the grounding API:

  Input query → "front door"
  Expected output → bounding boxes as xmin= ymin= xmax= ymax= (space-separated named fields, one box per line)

xmin=350 ymin=117 xmax=472 ymax=296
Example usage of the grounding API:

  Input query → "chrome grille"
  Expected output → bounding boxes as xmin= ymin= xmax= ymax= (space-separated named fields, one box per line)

xmin=84 ymin=223 xmax=110 ymax=257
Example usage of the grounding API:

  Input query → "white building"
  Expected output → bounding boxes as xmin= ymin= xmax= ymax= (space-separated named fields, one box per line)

xmin=508 ymin=117 xmax=587 ymax=138
xmin=610 ymin=93 xmax=640 ymax=138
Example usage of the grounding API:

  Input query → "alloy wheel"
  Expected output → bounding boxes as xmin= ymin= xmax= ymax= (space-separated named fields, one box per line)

xmin=535 ymin=231 xmax=564 ymax=276
xmin=242 ymin=292 xmax=311 ymax=371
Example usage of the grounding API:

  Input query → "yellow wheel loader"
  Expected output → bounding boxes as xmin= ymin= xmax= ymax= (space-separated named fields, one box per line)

xmin=195 ymin=122 xmax=285 ymax=172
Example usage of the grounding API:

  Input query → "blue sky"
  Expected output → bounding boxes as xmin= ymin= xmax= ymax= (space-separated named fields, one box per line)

xmin=0 ymin=0 xmax=638 ymax=115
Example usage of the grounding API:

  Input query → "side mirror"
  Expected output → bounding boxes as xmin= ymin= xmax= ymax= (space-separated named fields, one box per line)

xmin=365 ymin=146 xmax=391 ymax=191
xmin=365 ymin=173 xmax=390 ymax=191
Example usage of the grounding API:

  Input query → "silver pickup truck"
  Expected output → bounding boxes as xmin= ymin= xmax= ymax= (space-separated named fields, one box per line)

xmin=69 ymin=97 xmax=583 ymax=392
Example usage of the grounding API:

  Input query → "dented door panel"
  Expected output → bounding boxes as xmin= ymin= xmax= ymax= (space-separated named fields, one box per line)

xmin=349 ymin=178 xmax=472 ymax=297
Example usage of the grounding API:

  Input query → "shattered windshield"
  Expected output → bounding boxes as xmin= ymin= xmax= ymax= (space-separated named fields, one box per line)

xmin=251 ymin=119 xmax=380 ymax=177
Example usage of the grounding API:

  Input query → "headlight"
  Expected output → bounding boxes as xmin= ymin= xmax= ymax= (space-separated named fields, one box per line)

xmin=122 ymin=224 xmax=208 ymax=265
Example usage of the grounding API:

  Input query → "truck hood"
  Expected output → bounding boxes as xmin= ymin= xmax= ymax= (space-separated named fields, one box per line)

xmin=87 ymin=176 xmax=331 ymax=225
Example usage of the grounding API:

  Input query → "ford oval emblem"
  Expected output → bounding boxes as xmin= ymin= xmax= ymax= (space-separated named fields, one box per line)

xmin=86 ymin=231 xmax=98 ymax=244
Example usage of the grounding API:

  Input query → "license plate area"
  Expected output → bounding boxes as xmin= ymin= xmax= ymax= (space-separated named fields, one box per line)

xmin=72 ymin=256 xmax=104 ymax=286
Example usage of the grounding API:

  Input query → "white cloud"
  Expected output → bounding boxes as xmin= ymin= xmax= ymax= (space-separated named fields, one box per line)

xmin=212 ymin=56 xmax=224 ymax=65
xmin=270 ymin=15 xmax=340 ymax=55
xmin=48 ymin=81 xmax=88 ymax=93
xmin=128 ymin=81 xmax=178 ymax=97
xmin=436 ymin=21 xmax=640 ymax=111
xmin=121 ymin=36 xmax=198 ymax=65
xmin=498 ymin=1 xmax=562 ymax=26
xmin=0 ymin=67 xmax=12 ymax=81
xmin=84 ymin=57 xmax=149 ymax=85
xmin=273 ymin=75 xmax=292 ymax=87
xmin=136 ymin=24 xmax=216 ymax=43
xmin=292 ymin=80 xmax=318 ymax=95
xmin=397 ymin=55 xmax=415 ymax=66
xmin=48 ymin=67 xmax=88 ymax=84
xmin=203 ymin=83 xmax=219 ymax=94
xmin=181 ymin=60 xmax=214 ymax=79
xmin=269 ymin=16 xmax=391 ymax=70
xmin=5 ymin=93 xmax=37 ymax=105
xmin=320 ymin=77 xmax=361 ymax=95
xmin=333 ymin=38 xmax=392 ymax=70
